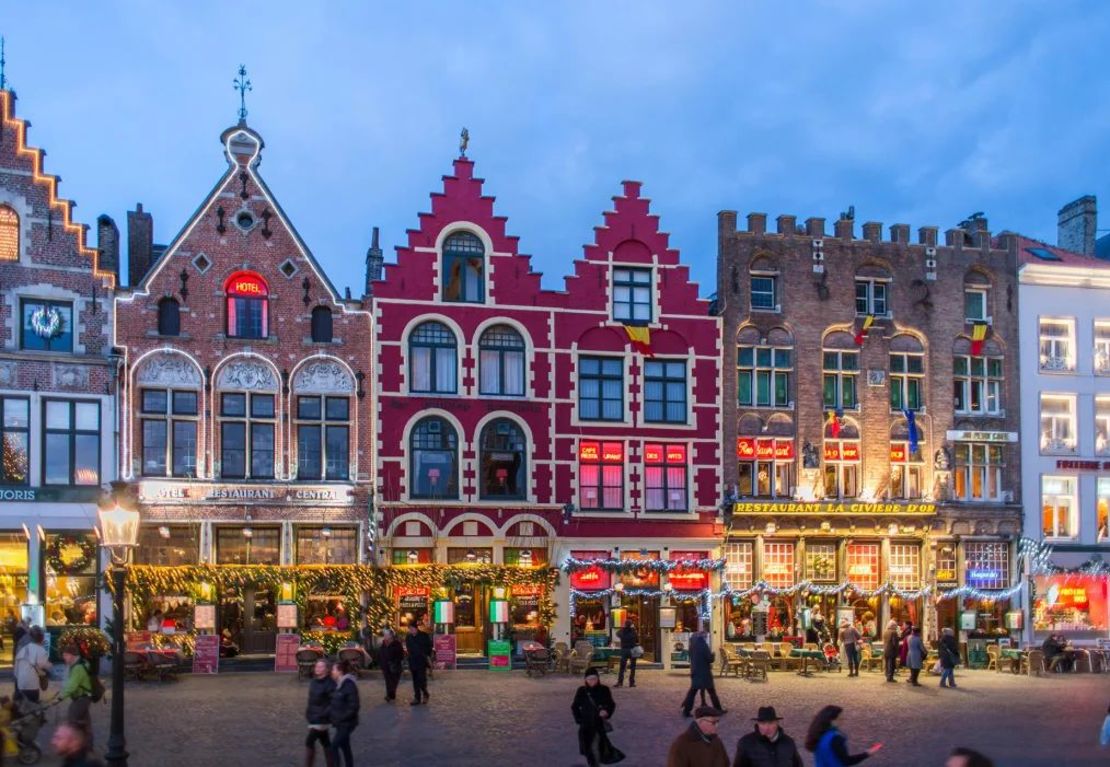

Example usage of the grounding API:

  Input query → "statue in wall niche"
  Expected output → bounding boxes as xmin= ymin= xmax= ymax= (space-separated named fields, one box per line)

xmin=801 ymin=441 xmax=819 ymax=469
xmin=933 ymin=446 xmax=952 ymax=471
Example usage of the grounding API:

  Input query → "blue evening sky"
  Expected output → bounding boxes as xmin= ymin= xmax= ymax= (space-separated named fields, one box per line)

xmin=4 ymin=2 xmax=1109 ymax=297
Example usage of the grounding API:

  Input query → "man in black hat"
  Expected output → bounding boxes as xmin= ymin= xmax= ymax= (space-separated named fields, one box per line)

xmin=732 ymin=706 xmax=803 ymax=767
xmin=666 ymin=705 xmax=730 ymax=767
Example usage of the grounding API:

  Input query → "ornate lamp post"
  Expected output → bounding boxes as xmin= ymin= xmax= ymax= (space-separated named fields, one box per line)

xmin=97 ymin=502 xmax=140 ymax=767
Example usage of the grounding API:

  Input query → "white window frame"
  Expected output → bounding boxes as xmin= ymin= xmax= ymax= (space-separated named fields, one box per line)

xmin=889 ymin=441 xmax=925 ymax=500
xmin=1038 ymin=317 xmax=1075 ymax=373
xmin=1041 ymin=476 xmax=1077 ymax=540
xmin=823 ymin=440 xmax=860 ymax=499
xmin=724 ymin=542 xmax=753 ymax=588
xmin=888 ymin=544 xmax=920 ymax=590
xmin=1097 ymin=396 xmax=1110 ymax=456
xmin=953 ymin=355 xmax=1003 ymax=415
xmin=953 ymin=442 xmax=1005 ymax=502
xmin=1095 ymin=320 xmax=1110 ymax=376
xmin=854 ymin=279 xmax=890 ymax=317
xmin=761 ymin=542 xmax=795 ymax=588
xmin=750 ymin=273 xmax=778 ymax=312
xmin=963 ymin=289 xmax=989 ymax=323
xmin=1039 ymin=393 xmax=1077 ymax=455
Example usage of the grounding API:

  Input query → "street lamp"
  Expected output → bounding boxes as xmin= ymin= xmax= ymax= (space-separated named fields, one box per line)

xmin=97 ymin=503 xmax=140 ymax=767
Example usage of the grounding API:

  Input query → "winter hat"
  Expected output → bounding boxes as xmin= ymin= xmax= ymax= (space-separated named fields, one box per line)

xmin=753 ymin=706 xmax=783 ymax=722
xmin=583 ymin=666 xmax=601 ymax=680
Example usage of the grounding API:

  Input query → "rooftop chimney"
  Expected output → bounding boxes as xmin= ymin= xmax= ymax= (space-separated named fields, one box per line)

xmin=127 ymin=203 xmax=154 ymax=288
xmin=96 ymin=214 xmax=120 ymax=281
xmin=364 ymin=226 xmax=384 ymax=296
xmin=1057 ymin=195 xmax=1096 ymax=257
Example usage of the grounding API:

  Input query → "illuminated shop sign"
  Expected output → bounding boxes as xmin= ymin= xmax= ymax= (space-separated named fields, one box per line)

xmin=737 ymin=439 xmax=794 ymax=460
xmin=579 ymin=442 xmax=624 ymax=463
xmin=138 ymin=480 xmax=353 ymax=506
xmin=1054 ymin=460 xmax=1110 ymax=471
xmin=731 ymin=501 xmax=936 ymax=515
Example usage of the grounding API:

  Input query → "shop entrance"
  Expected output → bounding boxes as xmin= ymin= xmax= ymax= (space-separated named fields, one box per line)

xmin=220 ymin=588 xmax=276 ymax=655
xmin=620 ymin=595 xmax=659 ymax=661
xmin=452 ymin=583 xmax=486 ymax=655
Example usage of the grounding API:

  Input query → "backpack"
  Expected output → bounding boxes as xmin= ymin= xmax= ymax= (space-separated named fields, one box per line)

xmin=82 ymin=660 xmax=106 ymax=702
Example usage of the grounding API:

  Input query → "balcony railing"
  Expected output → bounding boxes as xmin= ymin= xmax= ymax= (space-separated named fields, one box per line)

xmin=1039 ymin=355 xmax=1073 ymax=372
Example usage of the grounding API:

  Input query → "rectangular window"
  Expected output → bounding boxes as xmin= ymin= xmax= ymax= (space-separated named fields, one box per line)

xmin=644 ymin=360 xmax=687 ymax=423
xmin=216 ymin=527 xmax=280 ymax=565
xmin=220 ymin=393 xmax=274 ymax=479
xmin=578 ymin=441 xmax=624 ymax=510
xmin=1041 ymin=476 xmax=1077 ymax=539
xmin=750 ymin=275 xmax=777 ymax=311
xmin=1040 ymin=394 xmax=1077 ymax=454
xmin=953 ymin=443 xmax=1005 ymax=502
xmin=1097 ymin=397 xmax=1110 ymax=456
xmin=44 ymin=532 xmax=98 ymax=626
xmin=805 ymin=543 xmax=837 ymax=582
xmin=135 ymin=525 xmax=199 ymax=566
xmin=889 ymin=544 xmax=920 ymax=590
xmin=762 ymin=542 xmax=795 ymax=588
xmin=964 ymin=289 xmax=988 ymax=322
xmin=644 ymin=443 xmax=687 ymax=512
xmin=1098 ymin=478 xmax=1109 ymax=542
xmin=737 ymin=438 xmax=794 ymax=498
xmin=296 ymin=527 xmax=357 ymax=565
xmin=612 ymin=267 xmax=652 ymax=324
xmin=889 ymin=441 xmax=924 ymax=499
xmin=20 ymin=299 xmax=74 ymax=352
xmin=1095 ymin=321 xmax=1110 ymax=375
xmin=854 ymin=280 xmax=888 ymax=317
xmin=822 ymin=351 xmax=858 ymax=409
xmin=229 ymin=297 xmax=267 ymax=339
xmin=0 ymin=397 xmax=30 ymax=485
xmin=1039 ymin=318 xmax=1075 ymax=372
xmin=724 ymin=542 xmax=753 ymax=588
xmin=953 ymin=355 xmax=1003 ymax=415
xmin=296 ymin=396 xmax=350 ymax=480
xmin=964 ymin=542 xmax=1009 ymax=590
xmin=889 ymin=353 xmax=924 ymax=411
xmin=43 ymin=400 xmax=99 ymax=486
xmin=140 ymin=388 xmax=198 ymax=478
xmin=846 ymin=543 xmax=880 ymax=589
xmin=578 ymin=357 xmax=623 ymax=421
xmin=823 ymin=440 xmax=859 ymax=499
xmin=738 ymin=346 xmax=791 ymax=408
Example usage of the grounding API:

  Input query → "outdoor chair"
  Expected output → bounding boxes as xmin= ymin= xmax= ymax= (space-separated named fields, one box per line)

xmin=568 ymin=646 xmax=594 ymax=675
xmin=296 ymin=648 xmax=323 ymax=680
xmin=338 ymin=647 xmax=367 ymax=677
xmin=122 ymin=650 xmax=150 ymax=681
xmin=1025 ymin=648 xmax=1046 ymax=676
xmin=719 ymin=645 xmax=743 ymax=677
xmin=777 ymin=641 xmax=800 ymax=671
xmin=146 ymin=651 xmax=179 ymax=682
xmin=859 ymin=643 xmax=882 ymax=672
xmin=524 ymin=648 xmax=551 ymax=677
xmin=747 ymin=650 xmax=772 ymax=681
xmin=1072 ymin=649 xmax=1093 ymax=673
xmin=553 ymin=645 xmax=571 ymax=674
xmin=985 ymin=644 xmax=1000 ymax=672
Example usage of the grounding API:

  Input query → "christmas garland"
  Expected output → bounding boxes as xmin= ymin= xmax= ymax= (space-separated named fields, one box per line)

xmin=30 ymin=305 xmax=63 ymax=338
xmin=45 ymin=534 xmax=98 ymax=575
xmin=562 ymin=556 xmax=726 ymax=574
xmin=58 ymin=627 xmax=111 ymax=660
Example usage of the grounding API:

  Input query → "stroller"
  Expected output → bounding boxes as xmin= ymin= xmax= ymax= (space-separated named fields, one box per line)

xmin=8 ymin=696 xmax=63 ymax=765
xmin=821 ymin=642 xmax=843 ymax=672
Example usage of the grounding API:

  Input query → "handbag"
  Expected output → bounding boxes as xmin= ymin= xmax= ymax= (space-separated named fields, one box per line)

xmin=932 ymin=659 xmax=943 ymax=675
xmin=630 ymin=645 xmax=644 ymax=659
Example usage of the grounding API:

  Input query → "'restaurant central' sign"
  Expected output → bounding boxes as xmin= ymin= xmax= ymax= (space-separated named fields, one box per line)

xmin=138 ymin=480 xmax=354 ymax=506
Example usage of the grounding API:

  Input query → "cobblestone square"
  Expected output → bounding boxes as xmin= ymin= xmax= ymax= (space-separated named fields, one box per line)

xmin=34 ymin=667 xmax=1110 ymax=766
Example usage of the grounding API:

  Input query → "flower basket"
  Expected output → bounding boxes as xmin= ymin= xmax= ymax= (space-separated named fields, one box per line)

xmin=59 ymin=627 xmax=112 ymax=661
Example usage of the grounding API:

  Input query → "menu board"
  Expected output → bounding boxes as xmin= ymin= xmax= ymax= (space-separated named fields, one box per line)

xmin=277 ymin=604 xmax=299 ymax=629
xmin=125 ymin=631 xmax=151 ymax=651
xmin=274 ymin=633 xmax=301 ymax=672
xmin=192 ymin=634 xmax=220 ymax=674
xmin=487 ymin=639 xmax=511 ymax=671
xmin=194 ymin=604 xmax=216 ymax=631
xmin=433 ymin=633 xmax=457 ymax=670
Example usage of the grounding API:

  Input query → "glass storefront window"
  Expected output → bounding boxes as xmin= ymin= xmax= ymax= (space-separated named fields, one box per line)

xmin=725 ymin=596 xmax=754 ymax=641
xmin=215 ymin=527 xmax=280 ymax=565
xmin=504 ymin=547 xmax=547 ymax=567
xmin=44 ymin=532 xmax=98 ymax=627
xmin=396 ymin=589 xmax=429 ymax=629
xmin=762 ymin=542 xmax=795 ymax=588
xmin=0 ymin=534 xmax=28 ymax=663
xmin=136 ymin=525 xmax=199 ymax=566
xmin=303 ymin=596 xmax=351 ymax=632
xmin=1033 ymin=574 xmax=1108 ymax=637
xmin=573 ymin=598 xmax=608 ymax=639
xmin=805 ymin=543 xmax=837 ymax=582
xmin=964 ymin=542 xmax=1010 ymax=590
xmin=509 ymin=585 xmax=542 ymax=627
xmin=296 ymin=527 xmax=357 ymax=565
xmin=446 ymin=547 xmax=492 ymax=565
xmin=724 ymin=542 xmax=753 ymax=589
xmin=845 ymin=543 xmax=880 ymax=590
xmin=391 ymin=548 xmax=433 ymax=565
xmin=1097 ymin=478 xmax=1109 ymax=542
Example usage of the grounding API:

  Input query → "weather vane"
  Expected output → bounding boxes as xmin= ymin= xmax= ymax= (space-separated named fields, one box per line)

xmin=459 ymin=127 xmax=469 ymax=157
xmin=233 ymin=64 xmax=252 ymax=124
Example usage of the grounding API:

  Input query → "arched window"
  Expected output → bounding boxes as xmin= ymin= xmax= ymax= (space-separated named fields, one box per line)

xmin=0 ymin=205 xmax=18 ymax=261
xmin=890 ymin=418 xmax=925 ymax=500
xmin=157 ymin=297 xmax=180 ymax=337
xmin=737 ymin=326 xmax=793 ymax=408
xmin=310 ymin=306 xmax=333 ymax=343
xmin=442 ymin=231 xmax=484 ymax=303
xmin=479 ymin=418 xmax=526 ymax=499
xmin=409 ymin=321 xmax=457 ymax=393
xmin=225 ymin=272 xmax=269 ymax=339
xmin=478 ymin=325 xmax=525 ymax=396
xmin=410 ymin=417 xmax=458 ymax=499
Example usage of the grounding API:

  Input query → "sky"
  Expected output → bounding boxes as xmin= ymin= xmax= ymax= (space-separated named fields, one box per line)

xmin=4 ymin=1 xmax=1110 ymax=297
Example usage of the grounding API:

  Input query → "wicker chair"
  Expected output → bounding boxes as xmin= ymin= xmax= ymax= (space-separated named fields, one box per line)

xmin=719 ymin=644 xmax=743 ymax=677
xmin=859 ymin=643 xmax=881 ymax=672
xmin=568 ymin=646 xmax=595 ymax=675
xmin=146 ymin=651 xmax=180 ymax=682
xmin=553 ymin=645 xmax=571 ymax=674
xmin=296 ymin=648 xmax=323 ymax=680
xmin=1025 ymin=648 xmax=1046 ymax=676
xmin=1073 ymin=649 xmax=1093 ymax=673
xmin=777 ymin=641 xmax=800 ymax=671
xmin=338 ymin=647 xmax=367 ymax=677
xmin=985 ymin=643 xmax=1000 ymax=672
xmin=747 ymin=650 xmax=772 ymax=681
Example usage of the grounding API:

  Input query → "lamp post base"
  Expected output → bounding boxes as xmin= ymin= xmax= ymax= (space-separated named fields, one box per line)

xmin=105 ymin=564 xmax=129 ymax=767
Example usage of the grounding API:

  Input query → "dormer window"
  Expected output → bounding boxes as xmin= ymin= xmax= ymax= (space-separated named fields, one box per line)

xmin=855 ymin=279 xmax=888 ymax=317
xmin=226 ymin=272 xmax=268 ymax=339
xmin=612 ymin=267 xmax=651 ymax=324
xmin=442 ymin=232 xmax=484 ymax=303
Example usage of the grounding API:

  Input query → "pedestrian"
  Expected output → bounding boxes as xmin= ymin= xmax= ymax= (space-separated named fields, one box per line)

xmin=897 ymin=620 xmax=913 ymax=669
xmin=404 ymin=623 xmax=432 ymax=705
xmin=58 ymin=645 xmax=93 ymax=744
xmin=733 ymin=705 xmax=803 ymax=767
xmin=328 ymin=659 xmax=359 ymax=767
xmin=14 ymin=626 xmax=51 ymax=703
xmin=882 ymin=620 xmax=899 ymax=683
xmin=838 ymin=620 xmax=861 ymax=677
xmin=50 ymin=721 xmax=103 ymax=767
xmin=810 ymin=611 xmax=829 ymax=645
xmin=571 ymin=667 xmax=623 ymax=766
xmin=12 ymin=620 xmax=29 ymax=655
xmin=615 ymin=619 xmax=638 ymax=688
xmin=1100 ymin=702 xmax=1110 ymax=747
xmin=944 ymin=747 xmax=994 ymax=767
xmin=804 ymin=705 xmax=881 ymax=767
xmin=378 ymin=628 xmax=404 ymax=702
xmin=304 ymin=659 xmax=335 ymax=767
xmin=938 ymin=627 xmax=959 ymax=689
xmin=667 ymin=705 xmax=729 ymax=767
xmin=906 ymin=627 xmax=925 ymax=687
xmin=681 ymin=629 xmax=723 ymax=717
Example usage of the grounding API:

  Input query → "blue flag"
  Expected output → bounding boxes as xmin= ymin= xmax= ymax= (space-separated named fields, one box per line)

xmin=903 ymin=409 xmax=919 ymax=456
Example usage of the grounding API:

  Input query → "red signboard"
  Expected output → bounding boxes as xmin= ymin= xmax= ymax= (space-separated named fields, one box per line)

xmin=825 ymin=442 xmax=860 ymax=461
xmin=645 ymin=444 xmax=688 ymax=463
xmin=274 ymin=633 xmax=301 ymax=673
xmin=226 ymin=272 xmax=268 ymax=296
xmin=433 ymin=633 xmax=457 ymax=670
xmin=666 ymin=445 xmax=686 ymax=463
xmin=739 ymin=438 xmax=795 ymax=460
xmin=569 ymin=550 xmax=611 ymax=591
xmin=192 ymin=634 xmax=219 ymax=675
xmin=644 ymin=444 xmax=663 ymax=463
xmin=580 ymin=442 xmax=624 ymax=463
xmin=511 ymin=584 xmax=542 ymax=597
xmin=396 ymin=586 xmax=430 ymax=598
xmin=669 ymin=550 xmax=709 ymax=590
xmin=125 ymin=631 xmax=151 ymax=651
xmin=601 ymin=442 xmax=623 ymax=462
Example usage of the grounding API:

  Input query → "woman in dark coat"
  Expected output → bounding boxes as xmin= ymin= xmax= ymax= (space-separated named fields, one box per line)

xmin=378 ymin=628 xmax=404 ymax=702
xmin=305 ymin=659 xmax=336 ymax=767
xmin=571 ymin=666 xmax=623 ymax=766
xmin=938 ymin=627 xmax=959 ymax=688
xmin=328 ymin=659 xmax=360 ymax=767
xmin=681 ymin=630 xmax=723 ymax=716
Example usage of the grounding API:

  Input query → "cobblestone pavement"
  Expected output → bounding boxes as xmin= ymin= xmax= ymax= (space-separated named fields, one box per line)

xmin=34 ymin=667 xmax=1109 ymax=766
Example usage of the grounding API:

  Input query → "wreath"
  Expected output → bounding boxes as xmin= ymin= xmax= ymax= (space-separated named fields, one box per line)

xmin=30 ymin=305 xmax=63 ymax=339
xmin=46 ymin=534 xmax=98 ymax=575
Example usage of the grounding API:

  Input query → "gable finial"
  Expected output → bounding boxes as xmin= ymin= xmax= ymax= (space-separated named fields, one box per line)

xmin=459 ymin=127 xmax=469 ymax=158
xmin=1 ymin=36 xmax=7 ymax=91
xmin=233 ymin=64 xmax=252 ymax=124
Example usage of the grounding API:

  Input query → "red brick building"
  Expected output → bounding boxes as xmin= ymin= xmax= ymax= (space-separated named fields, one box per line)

xmin=0 ymin=87 xmax=119 ymax=652
xmin=372 ymin=156 xmax=721 ymax=658
xmin=113 ymin=121 xmax=373 ymax=653
xmin=716 ymin=211 xmax=1023 ymax=646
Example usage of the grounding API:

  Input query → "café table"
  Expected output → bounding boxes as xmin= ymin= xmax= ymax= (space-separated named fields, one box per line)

xmin=790 ymin=648 xmax=825 ymax=677
xmin=1000 ymin=647 xmax=1026 ymax=674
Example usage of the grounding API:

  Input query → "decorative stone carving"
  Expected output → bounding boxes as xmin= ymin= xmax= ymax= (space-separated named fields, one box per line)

xmin=293 ymin=359 xmax=354 ymax=394
xmin=217 ymin=358 xmax=278 ymax=391
xmin=136 ymin=352 xmax=202 ymax=387
xmin=0 ymin=362 xmax=15 ymax=387
xmin=53 ymin=364 xmax=90 ymax=390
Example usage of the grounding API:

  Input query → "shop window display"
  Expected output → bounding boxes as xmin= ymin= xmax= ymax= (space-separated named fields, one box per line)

xmin=1033 ymin=574 xmax=1108 ymax=638
xmin=143 ymin=595 xmax=193 ymax=634
xmin=215 ymin=527 xmax=280 ymax=565
xmin=0 ymin=534 xmax=29 ymax=664
xmin=303 ymin=597 xmax=351 ymax=633
xmin=44 ymin=533 xmax=99 ymax=627
xmin=135 ymin=525 xmax=199 ymax=566
xmin=295 ymin=527 xmax=357 ymax=565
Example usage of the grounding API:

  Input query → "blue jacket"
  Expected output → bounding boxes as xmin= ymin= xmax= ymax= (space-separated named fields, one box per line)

xmin=814 ymin=728 xmax=871 ymax=767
